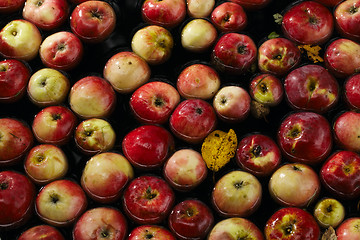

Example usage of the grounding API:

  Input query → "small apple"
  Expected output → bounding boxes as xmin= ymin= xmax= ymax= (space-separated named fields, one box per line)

xmin=129 ymin=81 xmax=180 ymax=125
xmin=186 ymin=0 xmax=215 ymax=18
xmin=103 ymin=51 xmax=151 ymax=94
xmin=0 ymin=0 xmax=25 ymax=14
xmin=344 ymin=73 xmax=360 ymax=110
xmin=0 ymin=59 xmax=31 ymax=103
xmin=333 ymin=111 xmax=360 ymax=152
xmin=313 ymin=197 xmax=345 ymax=228
xmin=336 ymin=217 xmax=360 ymax=240
xmin=81 ymin=152 xmax=134 ymax=203
xmin=0 ymin=19 xmax=42 ymax=61
xmin=210 ymin=2 xmax=247 ymax=33
xmin=35 ymin=179 xmax=87 ymax=227
xmin=230 ymin=0 xmax=271 ymax=11
xmin=212 ymin=170 xmax=262 ymax=217
xmin=27 ymin=68 xmax=70 ymax=107
xmin=70 ymin=0 xmax=116 ymax=43
xmin=24 ymin=144 xmax=69 ymax=185
xmin=131 ymin=25 xmax=174 ymax=65
xmin=177 ymin=63 xmax=220 ymax=100
xmin=128 ymin=225 xmax=176 ymax=240
xmin=18 ymin=225 xmax=65 ymax=240
xmin=334 ymin=0 xmax=360 ymax=42
xmin=249 ymin=73 xmax=284 ymax=107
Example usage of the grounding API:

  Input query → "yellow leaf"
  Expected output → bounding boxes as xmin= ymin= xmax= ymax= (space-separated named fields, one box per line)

xmin=201 ymin=129 xmax=237 ymax=172
xmin=298 ymin=44 xmax=324 ymax=63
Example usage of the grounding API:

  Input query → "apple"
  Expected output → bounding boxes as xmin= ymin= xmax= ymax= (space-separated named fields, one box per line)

xmin=128 ymin=225 xmax=176 ymax=240
xmin=284 ymin=64 xmax=339 ymax=114
xmin=32 ymin=105 xmax=77 ymax=146
xmin=27 ymin=68 xmax=70 ymax=107
xmin=22 ymin=0 xmax=69 ymax=31
xmin=213 ymin=85 xmax=251 ymax=123
xmin=324 ymin=38 xmax=360 ymax=78
xmin=70 ymin=0 xmax=116 ymax=43
xmin=257 ymin=37 xmax=301 ymax=77
xmin=129 ymin=81 xmax=180 ymax=125
xmin=277 ymin=111 xmax=333 ymax=165
xmin=210 ymin=2 xmax=247 ymax=33
xmin=333 ymin=111 xmax=360 ymax=152
xmin=320 ymin=150 xmax=360 ymax=200
xmin=163 ymin=148 xmax=207 ymax=191
xmin=249 ymin=73 xmax=284 ymax=107
xmin=18 ymin=225 xmax=65 ymax=240
xmin=268 ymin=163 xmax=321 ymax=207
xmin=0 ymin=171 xmax=35 ymax=229
xmin=35 ymin=179 xmax=87 ymax=227
xmin=103 ymin=51 xmax=151 ymax=94
xmin=141 ymin=0 xmax=186 ymax=29
xmin=181 ymin=18 xmax=218 ymax=53
xmin=177 ymin=63 xmax=220 ymax=100
xmin=186 ymin=0 xmax=215 ymax=18
xmin=0 ymin=0 xmax=25 ymax=14
xmin=208 ymin=217 xmax=264 ymax=240
xmin=39 ymin=31 xmax=84 ymax=71
xmin=24 ymin=144 xmax=69 ymax=185
xmin=281 ymin=1 xmax=334 ymax=45
xmin=168 ymin=199 xmax=214 ymax=240
xmin=313 ymin=197 xmax=345 ymax=228
xmin=265 ymin=207 xmax=320 ymax=240
xmin=230 ymin=0 xmax=271 ymax=11
xmin=0 ymin=59 xmax=31 ymax=103
xmin=74 ymin=118 xmax=116 ymax=155
xmin=0 ymin=118 xmax=34 ymax=166
xmin=212 ymin=170 xmax=262 ymax=217
xmin=236 ymin=133 xmax=282 ymax=177
xmin=69 ymin=76 xmax=116 ymax=119
xmin=122 ymin=125 xmax=175 ymax=170
xmin=314 ymin=0 xmax=342 ymax=7
xmin=0 ymin=19 xmax=42 ymax=61
xmin=131 ymin=25 xmax=174 ymax=65
xmin=123 ymin=175 xmax=175 ymax=225
xmin=81 ymin=152 xmax=134 ymax=203
xmin=336 ymin=217 xmax=360 ymax=240
xmin=344 ymin=74 xmax=360 ymax=110
xmin=211 ymin=32 xmax=257 ymax=75
xmin=169 ymin=98 xmax=217 ymax=144
xmin=334 ymin=0 xmax=360 ymax=42
xmin=73 ymin=207 xmax=128 ymax=240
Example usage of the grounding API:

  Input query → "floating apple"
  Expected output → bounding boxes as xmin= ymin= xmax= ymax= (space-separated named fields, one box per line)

xmin=313 ymin=197 xmax=345 ymax=229
xmin=344 ymin=73 xmax=360 ymax=110
xmin=249 ymin=73 xmax=284 ymax=107
xmin=211 ymin=2 xmax=247 ymax=33
xmin=0 ymin=0 xmax=25 ymax=14
xmin=128 ymin=225 xmax=176 ymax=240
xmin=18 ymin=225 xmax=65 ymax=240
xmin=333 ymin=111 xmax=360 ymax=152
xmin=186 ymin=0 xmax=215 ymax=18
xmin=336 ymin=217 xmax=360 ymax=240
xmin=334 ymin=0 xmax=360 ymax=42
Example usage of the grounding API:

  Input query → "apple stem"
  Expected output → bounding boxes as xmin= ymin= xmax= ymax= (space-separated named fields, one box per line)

xmin=145 ymin=186 xmax=157 ymax=200
xmin=237 ymin=45 xmax=247 ymax=55
xmin=52 ymin=113 xmax=62 ymax=121
xmin=234 ymin=181 xmax=245 ymax=189
xmin=0 ymin=182 xmax=8 ymax=190
xmin=145 ymin=230 xmax=154 ymax=239
xmin=36 ymin=0 xmax=43 ymax=7
xmin=50 ymin=193 xmax=60 ymax=204
xmin=251 ymin=145 xmax=262 ymax=157
xmin=101 ymin=230 xmax=109 ymax=238
xmin=326 ymin=204 xmax=332 ymax=213
xmin=91 ymin=10 xmax=102 ymax=19
xmin=195 ymin=108 xmax=203 ymax=115
xmin=350 ymin=6 xmax=359 ymax=14
xmin=11 ymin=31 xmax=17 ymax=36
xmin=292 ymin=165 xmax=302 ymax=171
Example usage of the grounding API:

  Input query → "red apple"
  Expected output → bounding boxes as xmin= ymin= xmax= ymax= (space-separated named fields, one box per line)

xmin=269 ymin=163 xmax=321 ymax=207
xmin=128 ymin=225 xmax=176 ymax=240
xmin=22 ymin=0 xmax=69 ymax=31
xmin=212 ymin=170 xmax=262 ymax=217
xmin=213 ymin=85 xmax=251 ymax=123
xmin=69 ymin=76 xmax=116 ymax=119
xmin=24 ymin=144 xmax=69 ymax=185
xmin=334 ymin=0 xmax=360 ymax=42
xmin=39 ymin=31 xmax=83 ymax=71
xmin=122 ymin=125 xmax=175 ymax=170
xmin=281 ymin=1 xmax=334 ymax=45
xmin=320 ymin=150 xmax=360 ymax=200
xmin=81 ymin=152 xmax=134 ymax=203
xmin=210 ymin=2 xmax=247 ymax=33
xmin=0 ymin=19 xmax=42 ymax=61
xmin=103 ymin=51 xmax=151 ymax=94
xmin=344 ymin=74 xmax=360 ymax=110
xmin=230 ymin=0 xmax=271 ymax=10
xmin=73 ymin=207 xmax=128 ymax=240
xmin=35 ymin=179 xmax=87 ymax=227
xmin=129 ymin=81 xmax=180 ymax=125
xmin=313 ymin=197 xmax=345 ymax=228
xmin=74 ymin=118 xmax=116 ymax=155
xmin=208 ymin=217 xmax=264 ymax=240
xmin=257 ymin=37 xmax=301 ymax=77
xmin=0 ymin=59 xmax=31 ymax=103
xmin=18 ymin=225 xmax=65 ymax=240
xmin=265 ymin=207 xmax=320 ymax=240
xmin=211 ymin=33 xmax=257 ymax=75
xmin=0 ymin=171 xmax=35 ymax=229
xmin=177 ymin=63 xmax=220 ymax=100
xmin=27 ymin=68 xmax=70 ymax=107
xmin=324 ymin=38 xmax=360 ymax=78
xmin=249 ymin=73 xmax=284 ymax=107
xmin=277 ymin=111 xmax=333 ymax=165
xmin=122 ymin=175 xmax=175 ymax=225
xmin=32 ymin=105 xmax=77 ymax=146
xmin=186 ymin=0 xmax=215 ymax=18
xmin=141 ymin=0 xmax=186 ymax=29
xmin=0 ymin=0 xmax=25 ymax=14
xmin=336 ymin=217 xmax=360 ymax=240
xmin=168 ymin=199 xmax=214 ymax=240
xmin=236 ymin=133 xmax=282 ymax=177
xmin=70 ymin=0 xmax=116 ymax=43
xmin=169 ymin=98 xmax=217 ymax=144
xmin=314 ymin=0 xmax=342 ymax=7
xmin=284 ymin=64 xmax=339 ymax=114
xmin=0 ymin=118 xmax=34 ymax=166
xmin=163 ymin=148 xmax=207 ymax=191
xmin=333 ymin=111 xmax=360 ymax=152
